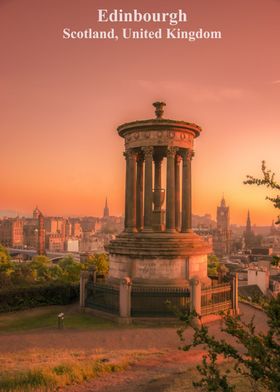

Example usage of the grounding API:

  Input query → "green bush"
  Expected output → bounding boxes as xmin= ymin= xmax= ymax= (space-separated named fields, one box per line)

xmin=0 ymin=282 xmax=79 ymax=312
xmin=0 ymin=245 xmax=10 ymax=263
xmin=82 ymin=253 xmax=109 ymax=275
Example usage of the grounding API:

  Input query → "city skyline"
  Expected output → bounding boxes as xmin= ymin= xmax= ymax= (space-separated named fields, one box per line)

xmin=0 ymin=201 xmax=275 ymax=229
xmin=1 ymin=0 xmax=279 ymax=225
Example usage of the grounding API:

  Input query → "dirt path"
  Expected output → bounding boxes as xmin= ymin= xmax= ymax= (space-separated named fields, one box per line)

xmin=64 ymin=350 xmax=205 ymax=392
xmin=0 ymin=304 xmax=267 ymax=391
xmin=62 ymin=303 xmax=267 ymax=392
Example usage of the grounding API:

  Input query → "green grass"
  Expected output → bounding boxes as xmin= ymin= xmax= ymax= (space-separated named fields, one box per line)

xmin=0 ymin=305 xmax=115 ymax=333
xmin=0 ymin=359 xmax=129 ymax=391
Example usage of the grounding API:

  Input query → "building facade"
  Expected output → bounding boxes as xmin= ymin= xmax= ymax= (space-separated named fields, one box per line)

xmin=0 ymin=218 xmax=24 ymax=248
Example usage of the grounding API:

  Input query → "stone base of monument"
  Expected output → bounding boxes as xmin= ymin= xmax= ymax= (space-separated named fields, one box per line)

xmin=107 ymin=230 xmax=211 ymax=288
xmin=91 ymin=230 xmax=212 ymax=320
xmin=80 ymin=230 xmax=238 ymax=322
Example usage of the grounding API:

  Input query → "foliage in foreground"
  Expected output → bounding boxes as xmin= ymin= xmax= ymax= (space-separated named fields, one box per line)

xmin=244 ymin=160 xmax=280 ymax=224
xmin=0 ymin=358 xmax=128 ymax=391
xmin=178 ymin=295 xmax=280 ymax=391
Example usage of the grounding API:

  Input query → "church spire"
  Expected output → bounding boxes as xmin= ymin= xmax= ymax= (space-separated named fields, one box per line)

xmin=33 ymin=205 xmax=41 ymax=219
xmin=246 ymin=210 xmax=252 ymax=233
xmin=103 ymin=197 xmax=109 ymax=218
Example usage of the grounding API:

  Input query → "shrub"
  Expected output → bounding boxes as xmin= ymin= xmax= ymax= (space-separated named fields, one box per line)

xmin=83 ymin=254 xmax=109 ymax=275
xmin=0 ymin=282 xmax=79 ymax=312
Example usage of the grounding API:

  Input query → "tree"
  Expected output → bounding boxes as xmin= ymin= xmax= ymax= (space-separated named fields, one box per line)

xmin=244 ymin=161 xmax=280 ymax=224
xmin=29 ymin=257 xmax=52 ymax=282
xmin=244 ymin=160 xmax=280 ymax=265
xmin=82 ymin=253 xmax=109 ymax=275
xmin=178 ymin=296 xmax=280 ymax=391
xmin=0 ymin=245 xmax=10 ymax=263
xmin=0 ymin=245 xmax=14 ymax=286
xmin=207 ymin=255 xmax=220 ymax=276
xmin=31 ymin=255 xmax=50 ymax=264
xmin=58 ymin=256 xmax=82 ymax=283
xmin=0 ymin=251 xmax=83 ymax=287
xmin=207 ymin=255 xmax=229 ymax=282
xmin=271 ymin=255 xmax=280 ymax=267
xmin=11 ymin=262 xmax=35 ymax=285
xmin=177 ymin=162 xmax=280 ymax=391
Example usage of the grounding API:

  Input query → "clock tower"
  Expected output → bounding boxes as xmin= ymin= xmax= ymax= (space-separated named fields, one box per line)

xmin=213 ymin=197 xmax=231 ymax=257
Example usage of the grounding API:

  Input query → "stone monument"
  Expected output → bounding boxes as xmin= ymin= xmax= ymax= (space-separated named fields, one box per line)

xmin=107 ymin=102 xmax=211 ymax=288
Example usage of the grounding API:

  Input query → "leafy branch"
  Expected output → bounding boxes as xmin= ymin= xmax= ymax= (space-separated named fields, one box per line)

xmin=244 ymin=161 xmax=280 ymax=223
xmin=178 ymin=297 xmax=280 ymax=391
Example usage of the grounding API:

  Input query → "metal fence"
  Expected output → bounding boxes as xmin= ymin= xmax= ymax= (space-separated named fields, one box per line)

xmin=201 ymin=283 xmax=232 ymax=316
xmin=85 ymin=282 xmax=120 ymax=315
xmin=84 ymin=280 xmax=233 ymax=318
xmin=131 ymin=286 xmax=190 ymax=317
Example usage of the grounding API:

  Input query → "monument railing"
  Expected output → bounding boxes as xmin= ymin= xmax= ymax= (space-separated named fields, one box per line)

xmin=81 ymin=273 xmax=238 ymax=319
xmin=200 ymin=282 xmax=232 ymax=316
xmin=131 ymin=286 xmax=190 ymax=317
xmin=85 ymin=281 xmax=120 ymax=315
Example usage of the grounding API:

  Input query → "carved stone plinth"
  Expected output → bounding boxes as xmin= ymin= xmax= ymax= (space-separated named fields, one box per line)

xmin=107 ymin=231 xmax=211 ymax=287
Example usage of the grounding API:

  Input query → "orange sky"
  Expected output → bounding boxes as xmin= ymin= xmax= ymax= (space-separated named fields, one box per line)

xmin=0 ymin=0 xmax=279 ymax=225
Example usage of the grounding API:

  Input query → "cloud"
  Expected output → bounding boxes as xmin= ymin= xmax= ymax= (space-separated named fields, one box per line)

xmin=134 ymin=79 xmax=252 ymax=103
xmin=272 ymin=80 xmax=280 ymax=85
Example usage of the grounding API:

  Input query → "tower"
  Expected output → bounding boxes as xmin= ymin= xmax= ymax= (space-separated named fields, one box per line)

xmin=37 ymin=211 xmax=46 ymax=256
xmin=217 ymin=196 xmax=230 ymax=233
xmin=244 ymin=210 xmax=255 ymax=249
xmin=246 ymin=210 xmax=252 ymax=234
xmin=33 ymin=206 xmax=40 ymax=219
xmin=107 ymin=102 xmax=211 ymax=289
xmin=213 ymin=197 xmax=231 ymax=257
xmin=103 ymin=198 xmax=109 ymax=218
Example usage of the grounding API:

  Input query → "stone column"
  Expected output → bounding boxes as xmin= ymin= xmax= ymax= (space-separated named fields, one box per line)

xmin=181 ymin=149 xmax=194 ymax=232
xmin=154 ymin=156 xmax=162 ymax=211
xmin=119 ymin=277 xmax=132 ymax=323
xmin=190 ymin=278 xmax=201 ymax=316
xmin=124 ymin=152 xmax=128 ymax=229
xmin=153 ymin=156 xmax=163 ymax=231
xmin=166 ymin=147 xmax=177 ymax=232
xmin=80 ymin=270 xmax=92 ymax=309
xmin=232 ymin=272 xmax=239 ymax=315
xmin=143 ymin=146 xmax=153 ymax=231
xmin=124 ymin=149 xmax=137 ymax=233
xmin=175 ymin=155 xmax=181 ymax=231
xmin=136 ymin=155 xmax=144 ymax=231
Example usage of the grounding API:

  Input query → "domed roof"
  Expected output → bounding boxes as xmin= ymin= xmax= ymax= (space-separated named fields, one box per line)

xmin=117 ymin=102 xmax=202 ymax=139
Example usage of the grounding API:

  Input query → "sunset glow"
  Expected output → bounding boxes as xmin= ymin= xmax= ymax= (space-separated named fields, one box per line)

xmin=1 ymin=0 xmax=279 ymax=225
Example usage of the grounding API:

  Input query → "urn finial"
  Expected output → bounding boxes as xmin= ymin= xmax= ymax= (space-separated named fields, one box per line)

xmin=153 ymin=101 xmax=166 ymax=119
